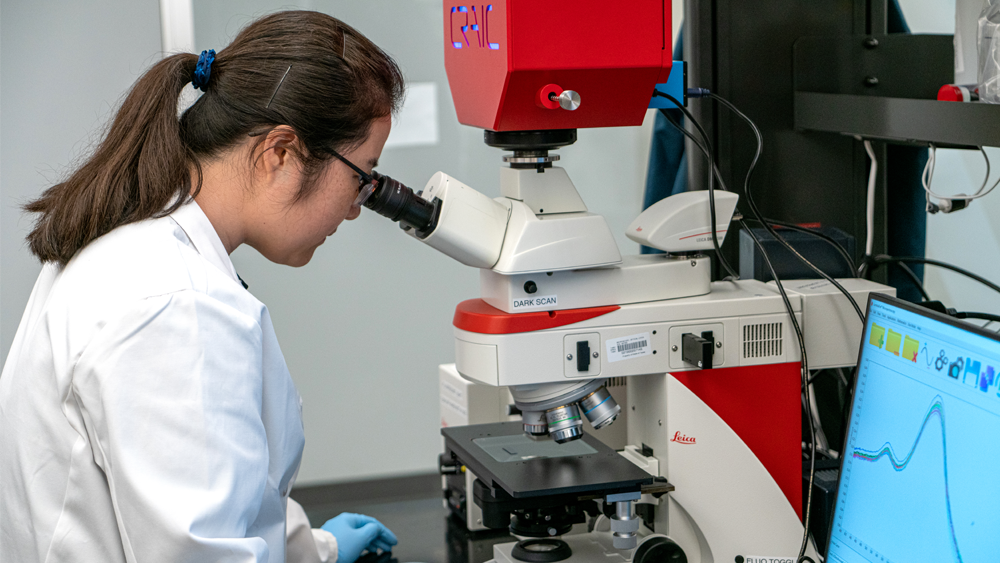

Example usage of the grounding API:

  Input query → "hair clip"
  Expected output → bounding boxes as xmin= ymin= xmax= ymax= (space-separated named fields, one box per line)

xmin=266 ymin=65 xmax=292 ymax=109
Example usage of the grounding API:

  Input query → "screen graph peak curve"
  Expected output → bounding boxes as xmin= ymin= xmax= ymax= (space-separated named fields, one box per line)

xmin=851 ymin=395 xmax=962 ymax=563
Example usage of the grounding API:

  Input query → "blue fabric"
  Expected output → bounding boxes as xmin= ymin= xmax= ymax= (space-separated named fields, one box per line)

xmin=887 ymin=0 xmax=911 ymax=34
xmin=641 ymin=27 xmax=686 ymax=255
xmin=192 ymin=49 xmax=216 ymax=91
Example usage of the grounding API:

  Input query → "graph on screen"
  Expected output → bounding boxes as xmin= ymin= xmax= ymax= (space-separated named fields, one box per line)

xmin=849 ymin=395 xmax=961 ymax=562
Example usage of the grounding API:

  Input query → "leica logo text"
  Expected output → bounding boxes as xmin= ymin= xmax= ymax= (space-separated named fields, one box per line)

xmin=671 ymin=431 xmax=696 ymax=444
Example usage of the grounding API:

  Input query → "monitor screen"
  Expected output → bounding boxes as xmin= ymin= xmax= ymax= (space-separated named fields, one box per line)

xmin=826 ymin=294 xmax=1000 ymax=563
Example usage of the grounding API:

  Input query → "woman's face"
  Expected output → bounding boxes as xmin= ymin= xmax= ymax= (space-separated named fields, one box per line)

xmin=248 ymin=116 xmax=391 ymax=267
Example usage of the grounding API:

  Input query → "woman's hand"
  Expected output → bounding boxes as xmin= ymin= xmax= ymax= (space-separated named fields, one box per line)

xmin=321 ymin=513 xmax=398 ymax=563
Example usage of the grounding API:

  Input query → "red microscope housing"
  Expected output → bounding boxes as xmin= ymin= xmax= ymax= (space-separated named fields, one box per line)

xmin=443 ymin=1 xmax=674 ymax=131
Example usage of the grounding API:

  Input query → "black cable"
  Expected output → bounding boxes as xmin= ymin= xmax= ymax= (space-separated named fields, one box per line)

xmin=744 ymin=217 xmax=857 ymax=274
xmin=652 ymin=91 xmax=740 ymax=281
xmin=689 ymin=91 xmax=818 ymax=560
xmin=657 ymin=108 xmax=732 ymax=193
xmin=865 ymin=255 xmax=1000 ymax=297
xmin=956 ymin=311 xmax=1000 ymax=323
xmin=740 ymin=219 xmax=815 ymax=563
xmin=894 ymin=262 xmax=932 ymax=302
xmin=708 ymin=92 xmax=866 ymax=324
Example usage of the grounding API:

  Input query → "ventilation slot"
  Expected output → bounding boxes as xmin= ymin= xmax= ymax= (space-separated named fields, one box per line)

xmin=605 ymin=377 xmax=627 ymax=388
xmin=742 ymin=322 xmax=783 ymax=359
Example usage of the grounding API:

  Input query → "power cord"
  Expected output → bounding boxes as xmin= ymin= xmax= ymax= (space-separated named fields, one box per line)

xmin=861 ymin=255 xmax=1000 ymax=297
xmin=923 ymin=144 xmax=1000 ymax=214
xmin=739 ymin=219 xmax=816 ymax=563
xmin=956 ymin=311 xmax=1000 ymax=323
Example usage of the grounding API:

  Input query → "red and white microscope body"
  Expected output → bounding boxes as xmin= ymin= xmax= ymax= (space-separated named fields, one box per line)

xmin=424 ymin=2 xmax=888 ymax=561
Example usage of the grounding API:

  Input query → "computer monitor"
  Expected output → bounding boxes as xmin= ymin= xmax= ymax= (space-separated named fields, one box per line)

xmin=825 ymin=293 xmax=1000 ymax=562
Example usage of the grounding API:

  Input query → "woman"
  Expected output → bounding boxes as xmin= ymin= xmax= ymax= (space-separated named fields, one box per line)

xmin=0 ymin=10 xmax=402 ymax=563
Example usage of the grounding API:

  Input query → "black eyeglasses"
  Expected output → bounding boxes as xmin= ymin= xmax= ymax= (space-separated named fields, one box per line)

xmin=330 ymin=149 xmax=380 ymax=208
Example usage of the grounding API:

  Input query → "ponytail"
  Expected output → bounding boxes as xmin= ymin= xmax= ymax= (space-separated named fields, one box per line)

xmin=25 ymin=11 xmax=404 ymax=266
xmin=25 ymin=54 xmax=199 ymax=265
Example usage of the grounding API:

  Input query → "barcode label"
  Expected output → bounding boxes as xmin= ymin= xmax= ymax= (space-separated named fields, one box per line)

xmin=616 ymin=340 xmax=647 ymax=353
xmin=607 ymin=333 xmax=652 ymax=363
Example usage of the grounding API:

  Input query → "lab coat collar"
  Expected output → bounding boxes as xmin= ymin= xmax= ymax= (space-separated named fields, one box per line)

xmin=169 ymin=199 xmax=241 ymax=284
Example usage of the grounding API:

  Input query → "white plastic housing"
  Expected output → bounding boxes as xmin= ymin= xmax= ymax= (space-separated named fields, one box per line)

xmin=492 ymin=201 xmax=622 ymax=274
xmin=454 ymin=280 xmax=804 ymax=386
xmin=415 ymin=172 xmax=510 ymax=269
xmin=480 ymin=254 xmax=710 ymax=313
xmin=454 ymin=278 xmax=895 ymax=388
xmin=779 ymin=278 xmax=897 ymax=369
xmin=626 ymin=191 xmax=739 ymax=253
xmin=499 ymin=166 xmax=587 ymax=215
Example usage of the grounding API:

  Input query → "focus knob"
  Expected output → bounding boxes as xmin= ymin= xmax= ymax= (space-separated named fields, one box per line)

xmin=557 ymin=90 xmax=581 ymax=111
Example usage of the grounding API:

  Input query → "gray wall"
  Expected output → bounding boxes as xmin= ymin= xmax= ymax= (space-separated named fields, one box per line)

xmin=1 ymin=2 xmax=162 ymax=364
xmin=192 ymin=1 xmax=652 ymax=484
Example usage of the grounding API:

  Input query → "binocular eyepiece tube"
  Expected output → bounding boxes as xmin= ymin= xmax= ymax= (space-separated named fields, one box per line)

xmin=363 ymin=173 xmax=440 ymax=235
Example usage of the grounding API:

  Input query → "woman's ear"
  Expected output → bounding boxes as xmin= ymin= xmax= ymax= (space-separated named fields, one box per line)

xmin=257 ymin=125 xmax=303 ymax=181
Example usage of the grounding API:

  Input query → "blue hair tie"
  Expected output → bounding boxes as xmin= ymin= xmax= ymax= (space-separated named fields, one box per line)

xmin=192 ymin=49 xmax=216 ymax=91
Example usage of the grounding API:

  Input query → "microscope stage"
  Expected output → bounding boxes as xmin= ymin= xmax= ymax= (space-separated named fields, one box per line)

xmin=442 ymin=422 xmax=653 ymax=499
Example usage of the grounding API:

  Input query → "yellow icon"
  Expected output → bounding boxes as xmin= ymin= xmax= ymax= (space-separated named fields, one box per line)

xmin=886 ymin=330 xmax=902 ymax=356
xmin=902 ymin=336 xmax=919 ymax=362
xmin=869 ymin=323 xmax=886 ymax=348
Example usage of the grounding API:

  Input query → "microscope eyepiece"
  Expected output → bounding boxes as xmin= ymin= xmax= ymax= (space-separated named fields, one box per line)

xmin=363 ymin=173 xmax=440 ymax=235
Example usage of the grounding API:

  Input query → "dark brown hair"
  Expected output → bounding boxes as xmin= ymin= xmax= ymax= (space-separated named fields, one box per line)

xmin=25 ymin=10 xmax=405 ymax=265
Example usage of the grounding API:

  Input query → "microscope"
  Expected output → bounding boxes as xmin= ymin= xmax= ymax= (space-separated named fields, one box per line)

xmin=362 ymin=2 xmax=893 ymax=562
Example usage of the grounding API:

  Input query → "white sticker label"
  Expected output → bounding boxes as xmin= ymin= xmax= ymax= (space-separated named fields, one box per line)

xmin=742 ymin=557 xmax=795 ymax=563
xmin=511 ymin=295 xmax=558 ymax=311
xmin=607 ymin=333 xmax=652 ymax=363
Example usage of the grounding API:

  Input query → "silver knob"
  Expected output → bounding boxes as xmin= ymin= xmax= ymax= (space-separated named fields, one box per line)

xmin=557 ymin=90 xmax=581 ymax=111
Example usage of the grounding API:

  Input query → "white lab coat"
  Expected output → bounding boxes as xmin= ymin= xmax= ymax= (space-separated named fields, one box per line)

xmin=0 ymin=201 xmax=337 ymax=563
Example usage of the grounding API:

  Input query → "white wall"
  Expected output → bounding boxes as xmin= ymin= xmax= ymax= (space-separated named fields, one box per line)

xmin=897 ymin=0 xmax=1000 ymax=319
xmin=1 ymin=2 xmax=162 ymax=364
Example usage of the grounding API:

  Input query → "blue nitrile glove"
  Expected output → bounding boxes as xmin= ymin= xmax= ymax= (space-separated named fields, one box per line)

xmin=321 ymin=513 xmax=398 ymax=563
